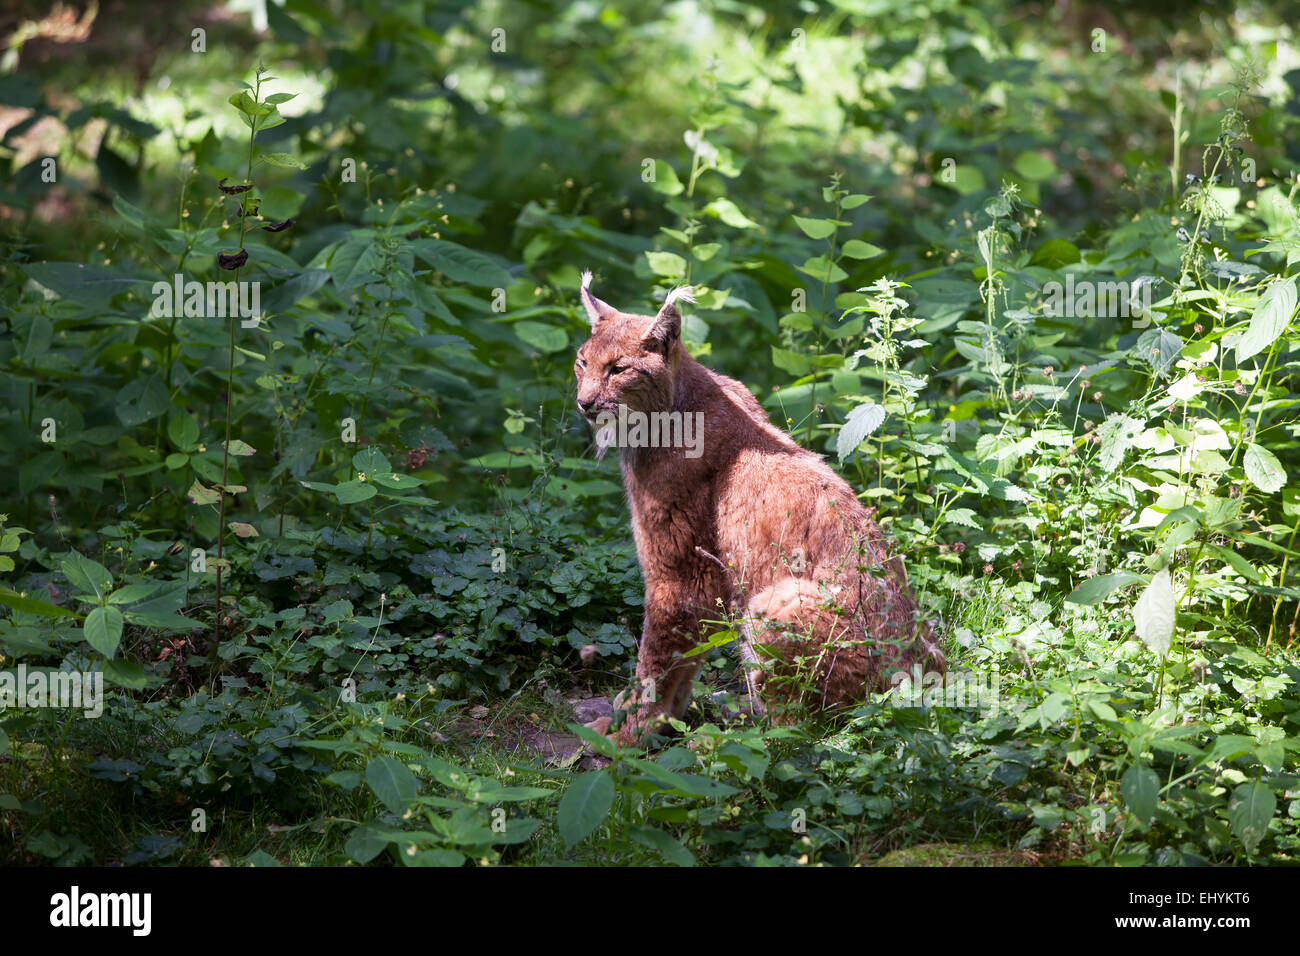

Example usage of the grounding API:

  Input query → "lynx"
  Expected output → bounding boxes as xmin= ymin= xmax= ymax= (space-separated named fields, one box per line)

xmin=575 ymin=272 xmax=942 ymax=746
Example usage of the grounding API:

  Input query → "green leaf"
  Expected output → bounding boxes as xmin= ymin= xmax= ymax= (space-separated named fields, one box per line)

xmin=1227 ymin=781 xmax=1275 ymax=853
xmin=1120 ymin=764 xmax=1160 ymax=828
xmin=257 ymin=151 xmax=306 ymax=169
xmin=84 ymin=605 xmax=124 ymax=658
xmin=352 ymin=447 xmax=392 ymax=474
xmin=107 ymin=583 xmax=163 ymax=605
xmin=1236 ymin=276 xmax=1296 ymax=363
xmin=1013 ymin=151 xmax=1057 ymax=182
xmin=1065 ymin=572 xmax=1146 ymax=605
xmin=365 ymin=756 xmax=419 ymax=814
xmin=513 ymin=320 xmax=569 ymax=353
xmin=797 ymin=255 xmax=848 ymax=284
xmin=370 ymin=472 xmax=422 ymax=490
xmin=188 ymin=481 xmax=221 ymax=506
xmin=703 ymin=197 xmax=758 ymax=229
xmin=345 ymin=824 xmax=389 ymax=864
xmin=223 ymin=439 xmax=256 ymax=456
xmin=0 ymin=586 xmax=81 ymax=619
xmin=1029 ymin=238 xmax=1081 ymax=269
xmin=646 ymin=251 xmax=687 ymax=278
xmin=557 ymin=770 xmax=614 ymax=847
xmin=102 ymin=658 xmax=148 ymax=689
xmin=330 ymin=238 xmax=384 ymax=291
xmin=413 ymin=239 xmax=511 ymax=287
xmin=1133 ymin=568 xmax=1175 ymax=657
xmin=841 ymin=239 xmax=884 ymax=259
xmin=771 ymin=346 xmax=811 ymax=377
xmin=793 ymin=216 xmax=837 ymax=240
xmin=837 ymin=403 xmax=886 ymax=462
xmin=334 ymin=481 xmax=377 ymax=504
xmin=647 ymin=160 xmax=683 ymax=196
xmin=1244 ymin=443 xmax=1286 ymax=494
xmin=61 ymin=551 xmax=113 ymax=600
xmin=628 ymin=824 xmax=694 ymax=866
xmin=567 ymin=722 xmax=619 ymax=757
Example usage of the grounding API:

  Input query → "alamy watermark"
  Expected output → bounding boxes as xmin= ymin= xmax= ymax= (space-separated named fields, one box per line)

xmin=594 ymin=404 xmax=704 ymax=460
xmin=151 ymin=273 xmax=262 ymax=327
xmin=889 ymin=663 xmax=1001 ymax=714
xmin=1043 ymin=274 xmax=1156 ymax=325
xmin=0 ymin=663 xmax=103 ymax=718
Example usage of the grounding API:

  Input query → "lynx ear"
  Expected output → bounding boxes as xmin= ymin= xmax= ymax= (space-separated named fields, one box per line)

xmin=580 ymin=270 xmax=617 ymax=331
xmin=644 ymin=284 xmax=693 ymax=349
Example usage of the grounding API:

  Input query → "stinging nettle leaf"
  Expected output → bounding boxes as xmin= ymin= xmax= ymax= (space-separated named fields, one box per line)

xmin=1236 ymin=276 xmax=1296 ymax=363
xmin=557 ymin=770 xmax=614 ymax=848
xmin=1120 ymin=764 xmax=1160 ymax=828
xmin=837 ymin=403 xmax=886 ymax=462
xmin=1133 ymin=568 xmax=1175 ymax=657
xmin=1243 ymin=443 xmax=1286 ymax=494
xmin=1227 ymin=781 xmax=1275 ymax=853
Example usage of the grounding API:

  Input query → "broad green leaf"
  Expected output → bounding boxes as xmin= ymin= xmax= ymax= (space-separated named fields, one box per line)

xmin=628 ymin=824 xmax=694 ymax=866
xmin=352 ymin=447 xmax=392 ymax=474
xmin=257 ymin=151 xmax=306 ymax=169
xmin=1227 ymin=781 xmax=1275 ymax=853
xmin=102 ymin=658 xmax=148 ymax=689
xmin=793 ymin=216 xmax=837 ymax=240
xmin=330 ymin=238 xmax=384 ymax=291
xmin=703 ymin=197 xmax=758 ymax=229
xmin=837 ymin=403 xmax=886 ymax=462
xmin=1065 ymin=572 xmax=1145 ymax=605
xmin=841 ymin=239 xmax=883 ymax=259
xmin=365 ymin=756 xmax=419 ymax=814
xmin=1120 ymin=764 xmax=1159 ymax=828
xmin=0 ymin=586 xmax=81 ymax=619
xmin=84 ymin=605 xmax=124 ymax=658
xmin=345 ymin=824 xmax=388 ymax=864
xmin=107 ymin=583 xmax=163 ymax=605
xmin=61 ymin=551 xmax=113 ymax=600
xmin=771 ymin=346 xmax=811 ymax=377
xmin=1244 ymin=443 xmax=1286 ymax=493
xmin=413 ymin=239 xmax=511 ymax=287
xmin=647 ymin=159 xmax=683 ymax=196
xmin=1236 ymin=276 xmax=1296 ymax=362
xmin=1133 ymin=568 xmax=1175 ymax=657
xmin=370 ymin=472 xmax=422 ymax=490
xmin=797 ymin=255 xmax=848 ymax=284
xmin=188 ymin=481 xmax=221 ymax=506
xmin=567 ymin=722 xmax=619 ymax=757
xmin=646 ymin=251 xmax=687 ymax=278
xmin=1013 ymin=151 xmax=1057 ymax=181
xmin=334 ymin=481 xmax=377 ymax=504
xmin=557 ymin=770 xmax=614 ymax=847
xmin=513 ymin=319 xmax=569 ymax=353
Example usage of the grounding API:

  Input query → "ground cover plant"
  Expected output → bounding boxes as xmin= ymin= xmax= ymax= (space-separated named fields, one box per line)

xmin=1 ymin=0 xmax=1299 ymax=868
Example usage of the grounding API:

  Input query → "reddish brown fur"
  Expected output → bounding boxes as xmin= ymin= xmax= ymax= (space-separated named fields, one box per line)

xmin=575 ymin=276 xmax=942 ymax=745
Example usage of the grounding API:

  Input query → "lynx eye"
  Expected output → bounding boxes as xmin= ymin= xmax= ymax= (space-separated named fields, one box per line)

xmin=610 ymin=363 xmax=630 ymax=375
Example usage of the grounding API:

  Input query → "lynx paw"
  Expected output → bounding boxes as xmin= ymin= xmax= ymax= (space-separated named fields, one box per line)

xmin=584 ymin=715 xmax=612 ymax=737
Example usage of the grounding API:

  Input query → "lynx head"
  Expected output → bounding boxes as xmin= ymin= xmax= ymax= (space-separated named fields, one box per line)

xmin=573 ymin=271 xmax=693 ymax=424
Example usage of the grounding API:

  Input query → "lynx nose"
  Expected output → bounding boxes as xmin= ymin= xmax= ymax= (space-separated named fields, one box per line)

xmin=578 ymin=398 xmax=596 ymax=415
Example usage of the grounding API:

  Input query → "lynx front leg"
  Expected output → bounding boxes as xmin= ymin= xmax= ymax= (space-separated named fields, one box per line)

xmin=613 ymin=604 xmax=704 ymax=747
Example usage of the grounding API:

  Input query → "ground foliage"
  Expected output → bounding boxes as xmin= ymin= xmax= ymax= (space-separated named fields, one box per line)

xmin=1 ymin=0 xmax=1300 ymax=866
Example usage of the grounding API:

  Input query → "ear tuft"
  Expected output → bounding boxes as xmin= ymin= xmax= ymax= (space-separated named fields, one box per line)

xmin=579 ymin=269 xmax=617 ymax=331
xmin=645 ymin=284 xmax=692 ymax=349
xmin=661 ymin=284 xmax=695 ymax=312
